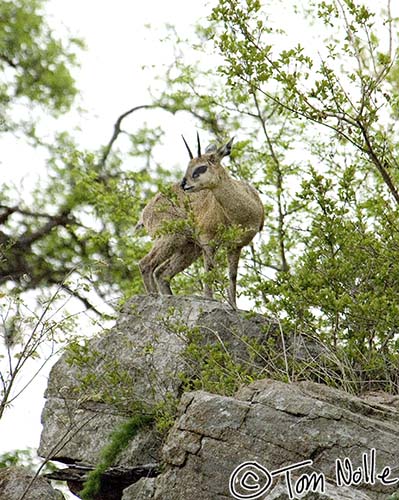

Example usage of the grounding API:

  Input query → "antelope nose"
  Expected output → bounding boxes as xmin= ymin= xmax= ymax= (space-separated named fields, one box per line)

xmin=181 ymin=177 xmax=187 ymax=190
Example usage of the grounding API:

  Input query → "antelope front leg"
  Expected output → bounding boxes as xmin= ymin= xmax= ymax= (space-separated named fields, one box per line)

xmin=227 ymin=248 xmax=241 ymax=308
xmin=202 ymin=244 xmax=216 ymax=299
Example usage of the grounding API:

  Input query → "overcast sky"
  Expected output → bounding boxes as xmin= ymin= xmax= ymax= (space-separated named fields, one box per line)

xmin=44 ymin=0 xmax=210 ymax=134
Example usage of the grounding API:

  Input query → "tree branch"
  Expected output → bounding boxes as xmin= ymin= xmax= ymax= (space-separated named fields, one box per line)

xmin=0 ymin=54 xmax=17 ymax=69
xmin=17 ymin=211 xmax=75 ymax=248
xmin=57 ymin=282 xmax=103 ymax=316
xmin=358 ymin=120 xmax=399 ymax=206
xmin=99 ymin=104 xmax=156 ymax=167
xmin=0 ymin=206 xmax=18 ymax=224
xmin=252 ymin=90 xmax=289 ymax=272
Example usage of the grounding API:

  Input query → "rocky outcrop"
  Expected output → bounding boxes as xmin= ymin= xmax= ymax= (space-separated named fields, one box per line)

xmin=0 ymin=467 xmax=64 ymax=500
xmin=141 ymin=379 xmax=399 ymax=499
xmin=37 ymin=295 xmax=399 ymax=499
xmin=38 ymin=295 xmax=279 ymax=496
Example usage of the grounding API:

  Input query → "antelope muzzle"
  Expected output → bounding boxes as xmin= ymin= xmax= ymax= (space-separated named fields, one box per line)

xmin=181 ymin=177 xmax=187 ymax=190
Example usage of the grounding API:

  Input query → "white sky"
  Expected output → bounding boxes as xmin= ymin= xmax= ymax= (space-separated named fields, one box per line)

xmin=44 ymin=0 xmax=207 ymax=138
xmin=0 ymin=0 xmax=211 ymax=478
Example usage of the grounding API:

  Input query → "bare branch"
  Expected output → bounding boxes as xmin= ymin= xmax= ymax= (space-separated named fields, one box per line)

xmin=0 ymin=205 xmax=72 ymax=222
xmin=17 ymin=211 xmax=75 ymax=248
xmin=58 ymin=282 xmax=103 ymax=316
xmin=0 ymin=206 xmax=18 ymax=224
xmin=99 ymin=104 xmax=155 ymax=167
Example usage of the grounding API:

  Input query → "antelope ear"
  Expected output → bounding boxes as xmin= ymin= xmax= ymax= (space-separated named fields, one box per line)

xmin=205 ymin=143 xmax=217 ymax=154
xmin=216 ymin=137 xmax=234 ymax=158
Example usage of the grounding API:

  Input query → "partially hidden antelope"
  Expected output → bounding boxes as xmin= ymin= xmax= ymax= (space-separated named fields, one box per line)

xmin=137 ymin=134 xmax=264 ymax=308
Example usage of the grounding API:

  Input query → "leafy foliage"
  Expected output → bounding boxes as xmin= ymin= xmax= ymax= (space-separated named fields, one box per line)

xmin=0 ymin=286 xmax=80 ymax=421
xmin=3 ymin=1 xmax=399 ymax=496
xmin=190 ymin=0 xmax=399 ymax=392
xmin=0 ymin=448 xmax=37 ymax=469
xmin=0 ymin=0 xmax=82 ymax=128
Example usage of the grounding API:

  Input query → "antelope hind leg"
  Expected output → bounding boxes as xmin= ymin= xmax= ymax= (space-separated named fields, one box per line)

xmin=139 ymin=235 xmax=180 ymax=294
xmin=153 ymin=255 xmax=173 ymax=295
xmin=139 ymin=251 xmax=158 ymax=293
xmin=154 ymin=241 xmax=201 ymax=295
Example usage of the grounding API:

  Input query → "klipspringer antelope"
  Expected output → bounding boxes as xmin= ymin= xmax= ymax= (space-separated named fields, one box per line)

xmin=138 ymin=134 xmax=264 ymax=308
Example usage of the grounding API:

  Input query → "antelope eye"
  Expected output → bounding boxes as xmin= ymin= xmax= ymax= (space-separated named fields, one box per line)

xmin=192 ymin=165 xmax=208 ymax=179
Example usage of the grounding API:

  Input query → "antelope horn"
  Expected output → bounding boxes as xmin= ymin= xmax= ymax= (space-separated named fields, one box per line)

xmin=197 ymin=131 xmax=201 ymax=157
xmin=181 ymin=135 xmax=193 ymax=159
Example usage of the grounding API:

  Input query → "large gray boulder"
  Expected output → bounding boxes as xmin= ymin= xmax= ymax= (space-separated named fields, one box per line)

xmin=0 ymin=467 xmax=64 ymax=500
xmin=139 ymin=379 xmax=399 ymax=500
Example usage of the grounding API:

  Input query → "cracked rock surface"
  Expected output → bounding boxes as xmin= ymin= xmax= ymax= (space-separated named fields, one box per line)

xmin=140 ymin=379 xmax=399 ymax=500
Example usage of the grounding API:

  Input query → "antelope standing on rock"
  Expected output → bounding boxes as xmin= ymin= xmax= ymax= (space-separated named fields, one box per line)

xmin=138 ymin=134 xmax=264 ymax=308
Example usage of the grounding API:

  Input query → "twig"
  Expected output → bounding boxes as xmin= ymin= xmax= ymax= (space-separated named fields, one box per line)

xmin=99 ymin=104 xmax=155 ymax=167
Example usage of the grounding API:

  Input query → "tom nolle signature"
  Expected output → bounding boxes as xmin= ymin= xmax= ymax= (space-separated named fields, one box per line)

xmin=229 ymin=449 xmax=399 ymax=499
